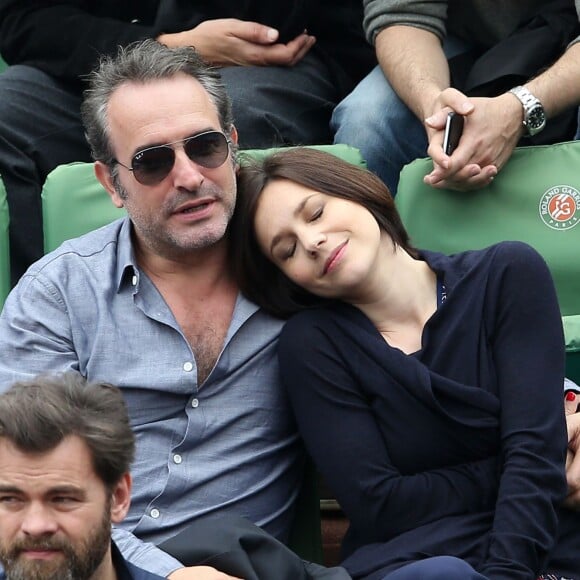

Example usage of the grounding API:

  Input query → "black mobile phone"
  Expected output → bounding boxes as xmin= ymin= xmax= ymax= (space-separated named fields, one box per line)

xmin=442 ymin=111 xmax=464 ymax=155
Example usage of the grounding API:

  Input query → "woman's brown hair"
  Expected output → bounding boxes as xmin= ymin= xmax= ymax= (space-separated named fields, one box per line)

xmin=230 ymin=147 xmax=416 ymax=318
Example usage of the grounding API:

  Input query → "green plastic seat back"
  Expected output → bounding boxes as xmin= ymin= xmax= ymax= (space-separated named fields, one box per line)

xmin=41 ymin=144 xmax=365 ymax=563
xmin=42 ymin=162 xmax=126 ymax=253
xmin=396 ymin=141 xmax=580 ymax=383
xmin=0 ymin=177 xmax=10 ymax=309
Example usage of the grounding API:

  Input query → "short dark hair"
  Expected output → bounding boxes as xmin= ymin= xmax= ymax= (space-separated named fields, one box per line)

xmin=230 ymin=147 xmax=417 ymax=318
xmin=0 ymin=373 xmax=134 ymax=489
xmin=81 ymin=39 xmax=235 ymax=167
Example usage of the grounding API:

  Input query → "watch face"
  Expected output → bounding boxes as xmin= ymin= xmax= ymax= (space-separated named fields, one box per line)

xmin=527 ymin=104 xmax=546 ymax=135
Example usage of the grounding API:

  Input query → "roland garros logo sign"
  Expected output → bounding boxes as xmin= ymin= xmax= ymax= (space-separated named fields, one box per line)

xmin=539 ymin=185 xmax=580 ymax=230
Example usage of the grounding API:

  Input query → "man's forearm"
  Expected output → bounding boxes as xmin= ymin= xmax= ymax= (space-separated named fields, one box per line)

xmin=375 ymin=25 xmax=449 ymax=120
xmin=527 ymin=42 xmax=580 ymax=118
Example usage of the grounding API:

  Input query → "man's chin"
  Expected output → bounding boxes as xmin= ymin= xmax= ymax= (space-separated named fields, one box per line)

xmin=4 ymin=552 xmax=71 ymax=580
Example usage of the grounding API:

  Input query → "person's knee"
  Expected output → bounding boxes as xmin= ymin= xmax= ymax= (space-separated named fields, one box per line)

xmin=331 ymin=67 xmax=397 ymax=141
xmin=426 ymin=556 xmax=482 ymax=578
xmin=220 ymin=62 xmax=336 ymax=146
xmin=384 ymin=556 xmax=485 ymax=579
xmin=331 ymin=65 xmax=424 ymax=192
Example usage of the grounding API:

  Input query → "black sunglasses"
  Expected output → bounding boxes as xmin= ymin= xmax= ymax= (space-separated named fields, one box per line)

xmin=114 ymin=130 xmax=230 ymax=186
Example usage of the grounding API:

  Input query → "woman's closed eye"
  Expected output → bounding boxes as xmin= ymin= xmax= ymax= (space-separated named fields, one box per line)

xmin=281 ymin=241 xmax=297 ymax=261
xmin=309 ymin=206 xmax=323 ymax=221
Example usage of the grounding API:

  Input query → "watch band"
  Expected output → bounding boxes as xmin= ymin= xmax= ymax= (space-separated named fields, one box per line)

xmin=508 ymin=85 xmax=546 ymax=136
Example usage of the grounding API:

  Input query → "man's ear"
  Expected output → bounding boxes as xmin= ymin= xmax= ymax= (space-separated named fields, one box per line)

xmin=230 ymin=125 xmax=241 ymax=174
xmin=110 ymin=473 xmax=132 ymax=524
xmin=230 ymin=124 xmax=238 ymax=146
xmin=95 ymin=161 xmax=124 ymax=209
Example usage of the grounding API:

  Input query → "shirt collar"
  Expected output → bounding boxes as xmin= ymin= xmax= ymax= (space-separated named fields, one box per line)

xmin=112 ymin=218 xmax=263 ymax=327
xmin=115 ymin=218 xmax=139 ymax=293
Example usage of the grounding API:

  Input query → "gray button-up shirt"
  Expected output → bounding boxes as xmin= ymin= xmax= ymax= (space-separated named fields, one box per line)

xmin=0 ymin=218 xmax=304 ymax=576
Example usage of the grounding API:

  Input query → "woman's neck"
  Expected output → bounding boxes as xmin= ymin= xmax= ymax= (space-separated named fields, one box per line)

xmin=352 ymin=244 xmax=438 ymax=336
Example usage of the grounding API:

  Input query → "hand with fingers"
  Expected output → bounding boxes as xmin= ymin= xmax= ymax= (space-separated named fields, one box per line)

xmin=564 ymin=390 xmax=580 ymax=509
xmin=423 ymin=88 xmax=524 ymax=191
xmin=158 ymin=18 xmax=316 ymax=67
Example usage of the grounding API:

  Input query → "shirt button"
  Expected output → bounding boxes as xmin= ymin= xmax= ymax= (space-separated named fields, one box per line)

xmin=183 ymin=361 xmax=193 ymax=372
xmin=191 ymin=398 xmax=199 ymax=408
xmin=173 ymin=454 xmax=182 ymax=464
xmin=131 ymin=275 xmax=137 ymax=286
xmin=150 ymin=508 xmax=160 ymax=519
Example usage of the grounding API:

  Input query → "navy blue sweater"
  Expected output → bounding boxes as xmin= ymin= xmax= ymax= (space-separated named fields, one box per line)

xmin=279 ymin=242 xmax=580 ymax=579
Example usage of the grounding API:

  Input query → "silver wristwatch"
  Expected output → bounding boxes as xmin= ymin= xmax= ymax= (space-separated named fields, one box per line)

xmin=508 ymin=85 xmax=546 ymax=137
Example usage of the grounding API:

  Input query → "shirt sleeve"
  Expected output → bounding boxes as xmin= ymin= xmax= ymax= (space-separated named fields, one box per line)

xmin=0 ymin=272 xmax=81 ymax=390
xmin=479 ymin=243 xmax=567 ymax=579
xmin=278 ymin=314 xmax=500 ymax=549
xmin=112 ymin=527 xmax=183 ymax=578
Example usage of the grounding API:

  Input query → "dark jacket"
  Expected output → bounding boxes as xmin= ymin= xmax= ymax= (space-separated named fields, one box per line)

xmin=113 ymin=543 xmax=167 ymax=580
xmin=0 ymin=0 xmax=374 ymax=89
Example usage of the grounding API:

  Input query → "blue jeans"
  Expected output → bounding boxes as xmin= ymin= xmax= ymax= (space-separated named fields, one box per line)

xmin=332 ymin=64 xmax=425 ymax=196
xmin=380 ymin=556 xmax=487 ymax=579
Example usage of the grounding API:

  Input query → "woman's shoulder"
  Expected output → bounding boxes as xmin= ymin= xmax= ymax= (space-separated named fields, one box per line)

xmin=483 ymin=240 xmax=544 ymax=262
xmin=424 ymin=240 xmax=547 ymax=279
xmin=468 ymin=241 xmax=549 ymax=279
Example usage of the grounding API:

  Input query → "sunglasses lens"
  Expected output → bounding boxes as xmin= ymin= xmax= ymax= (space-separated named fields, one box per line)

xmin=128 ymin=132 xmax=229 ymax=185
xmin=132 ymin=147 xmax=175 ymax=186
xmin=185 ymin=132 xmax=229 ymax=169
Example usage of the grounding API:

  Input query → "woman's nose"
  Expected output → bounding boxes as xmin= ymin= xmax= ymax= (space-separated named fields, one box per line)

xmin=304 ymin=231 xmax=326 ymax=255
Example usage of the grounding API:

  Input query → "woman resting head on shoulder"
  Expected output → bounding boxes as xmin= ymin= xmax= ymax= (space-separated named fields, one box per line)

xmin=232 ymin=147 xmax=422 ymax=323
xmin=231 ymin=147 xmax=580 ymax=580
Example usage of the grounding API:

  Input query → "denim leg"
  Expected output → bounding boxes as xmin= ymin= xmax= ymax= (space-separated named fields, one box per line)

xmin=331 ymin=64 xmax=422 ymax=195
xmin=220 ymin=51 xmax=341 ymax=149
xmin=379 ymin=556 xmax=487 ymax=579
xmin=332 ymin=36 xmax=473 ymax=195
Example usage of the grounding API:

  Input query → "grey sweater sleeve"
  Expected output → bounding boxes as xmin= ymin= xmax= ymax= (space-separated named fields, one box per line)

xmin=363 ymin=0 xmax=580 ymax=48
xmin=363 ymin=0 xmax=447 ymax=45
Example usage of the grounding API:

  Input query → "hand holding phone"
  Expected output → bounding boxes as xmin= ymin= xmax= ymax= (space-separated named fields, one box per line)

xmin=442 ymin=111 xmax=464 ymax=155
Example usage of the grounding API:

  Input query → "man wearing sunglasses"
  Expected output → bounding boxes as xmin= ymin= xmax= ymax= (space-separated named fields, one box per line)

xmin=0 ymin=0 xmax=374 ymax=285
xmin=0 ymin=40 xmax=351 ymax=579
